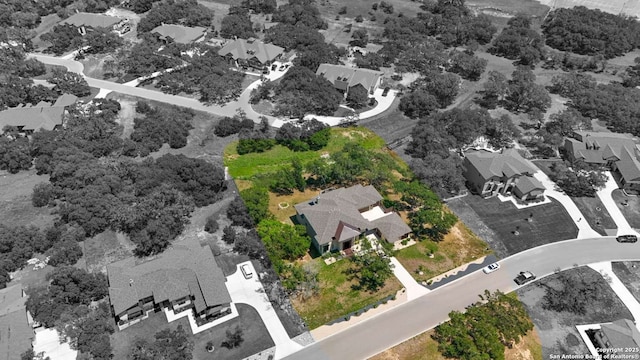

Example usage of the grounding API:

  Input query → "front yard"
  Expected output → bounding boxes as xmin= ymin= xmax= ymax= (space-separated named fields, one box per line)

xmin=612 ymin=189 xmax=640 ymax=228
xmin=291 ymin=257 xmax=402 ymax=330
xmin=111 ymin=304 xmax=274 ymax=360
xmin=395 ymin=221 xmax=491 ymax=282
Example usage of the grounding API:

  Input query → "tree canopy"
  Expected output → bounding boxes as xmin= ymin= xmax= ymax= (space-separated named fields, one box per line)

xmin=273 ymin=66 xmax=342 ymax=118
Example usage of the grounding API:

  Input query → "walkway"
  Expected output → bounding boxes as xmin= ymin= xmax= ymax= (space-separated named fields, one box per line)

xmin=226 ymin=261 xmax=303 ymax=360
xmin=589 ymin=262 xmax=640 ymax=331
xmin=389 ymin=257 xmax=430 ymax=300
xmin=532 ymin=170 xmax=601 ymax=239
xmin=596 ymin=172 xmax=640 ymax=237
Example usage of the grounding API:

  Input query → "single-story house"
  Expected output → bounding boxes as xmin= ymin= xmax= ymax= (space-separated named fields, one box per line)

xmin=218 ymin=38 xmax=283 ymax=70
xmin=107 ymin=238 xmax=232 ymax=330
xmin=0 ymin=94 xmax=78 ymax=134
xmin=60 ymin=12 xmax=125 ymax=35
xmin=294 ymin=184 xmax=412 ymax=254
xmin=565 ymin=131 xmax=640 ymax=194
xmin=0 ymin=285 xmax=35 ymax=360
xmin=592 ymin=319 xmax=640 ymax=357
xmin=463 ymin=149 xmax=545 ymax=202
xmin=151 ymin=24 xmax=207 ymax=44
xmin=316 ymin=63 xmax=383 ymax=98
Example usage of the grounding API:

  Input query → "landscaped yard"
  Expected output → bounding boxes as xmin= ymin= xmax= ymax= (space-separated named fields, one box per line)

xmin=517 ymin=267 xmax=631 ymax=359
xmin=111 ymin=304 xmax=274 ymax=360
xmin=395 ymin=221 xmax=491 ymax=282
xmin=571 ymin=196 xmax=617 ymax=236
xmin=291 ymin=257 xmax=402 ymax=330
xmin=447 ymin=195 xmax=579 ymax=256
xmin=612 ymin=189 xmax=640 ymax=228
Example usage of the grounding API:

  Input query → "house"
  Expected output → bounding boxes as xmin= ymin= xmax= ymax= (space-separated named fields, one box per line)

xmin=107 ymin=238 xmax=232 ymax=330
xmin=151 ymin=24 xmax=208 ymax=44
xmin=564 ymin=131 xmax=640 ymax=194
xmin=351 ymin=43 xmax=384 ymax=56
xmin=294 ymin=184 xmax=412 ymax=254
xmin=463 ymin=149 xmax=545 ymax=202
xmin=0 ymin=285 xmax=35 ymax=360
xmin=0 ymin=94 xmax=78 ymax=134
xmin=592 ymin=319 xmax=640 ymax=357
xmin=60 ymin=12 xmax=125 ymax=35
xmin=218 ymin=38 xmax=283 ymax=70
xmin=316 ymin=64 xmax=383 ymax=98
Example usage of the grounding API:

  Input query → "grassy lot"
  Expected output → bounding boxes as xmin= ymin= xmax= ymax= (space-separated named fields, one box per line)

xmin=111 ymin=304 xmax=274 ymax=360
xmin=360 ymin=100 xmax=419 ymax=144
xmin=448 ymin=195 xmax=578 ymax=256
xmin=225 ymin=127 xmax=386 ymax=179
xmin=291 ymin=257 xmax=402 ymax=329
xmin=517 ymin=266 xmax=632 ymax=359
xmin=395 ymin=221 xmax=491 ymax=282
xmin=371 ymin=325 xmax=542 ymax=360
xmin=0 ymin=169 xmax=55 ymax=229
xmin=612 ymin=262 xmax=640 ymax=303
xmin=612 ymin=189 xmax=640 ymax=228
xmin=571 ymin=196 xmax=617 ymax=236
xmin=81 ymin=230 xmax=135 ymax=274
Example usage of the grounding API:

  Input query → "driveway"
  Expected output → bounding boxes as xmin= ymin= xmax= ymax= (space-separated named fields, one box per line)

xmin=596 ymin=172 xmax=640 ymax=237
xmin=226 ymin=261 xmax=303 ymax=359
xmin=389 ymin=257 xmax=429 ymax=300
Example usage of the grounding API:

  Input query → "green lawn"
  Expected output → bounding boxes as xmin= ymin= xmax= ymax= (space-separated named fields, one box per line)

xmin=111 ymin=304 xmax=274 ymax=360
xmin=292 ymin=257 xmax=402 ymax=330
xmin=224 ymin=127 xmax=386 ymax=179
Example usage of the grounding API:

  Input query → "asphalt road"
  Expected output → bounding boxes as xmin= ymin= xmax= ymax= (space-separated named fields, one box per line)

xmin=284 ymin=236 xmax=640 ymax=360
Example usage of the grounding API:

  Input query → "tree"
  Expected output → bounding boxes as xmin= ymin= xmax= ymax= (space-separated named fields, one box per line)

xmin=137 ymin=0 xmax=214 ymax=33
xmin=47 ymin=68 xmax=90 ymax=97
xmin=481 ymin=70 xmax=508 ymax=108
xmin=489 ymin=15 xmax=544 ymax=65
xmin=0 ymin=136 xmax=32 ymax=173
xmin=349 ymin=252 xmax=393 ymax=292
xmin=504 ymin=67 xmax=551 ymax=115
xmin=272 ymin=0 xmax=327 ymax=29
xmin=241 ymin=0 xmax=277 ymax=14
xmin=220 ymin=8 xmax=255 ymax=39
xmin=346 ymin=85 xmax=369 ymax=109
xmin=399 ymin=90 xmax=439 ymax=118
xmin=239 ymin=187 xmax=271 ymax=224
xmin=222 ymin=325 xmax=244 ymax=349
xmin=485 ymin=114 xmax=520 ymax=148
xmin=130 ymin=325 xmax=193 ymax=360
xmin=204 ymin=214 xmax=219 ymax=233
xmin=349 ymin=28 xmax=368 ymax=47
xmin=447 ymin=50 xmax=487 ymax=81
xmin=222 ymin=225 xmax=236 ymax=244
xmin=227 ymin=196 xmax=254 ymax=228
xmin=257 ymin=219 xmax=310 ymax=272
xmin=274 ymin=66 xmax=342 ymax=118
xmin=548 ymin=161 xmax=607 ymax=197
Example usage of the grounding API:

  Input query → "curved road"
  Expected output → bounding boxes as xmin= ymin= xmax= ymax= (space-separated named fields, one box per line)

xmin=284 ymin=236 xmax=640 ymax=360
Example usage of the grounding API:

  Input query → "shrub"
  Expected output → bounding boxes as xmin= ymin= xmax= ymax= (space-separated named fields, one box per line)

xmin=204 ymin=215 xmax=219 ymax=233
xmin=355 ymin=15 xmax=364 ymax=23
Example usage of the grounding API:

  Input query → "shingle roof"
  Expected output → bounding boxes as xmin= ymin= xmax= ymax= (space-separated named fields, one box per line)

xmin=514 ymin=176 xmax=545 ymax=195
xmin=107 ymin=238 xmax=230 ymax=316
xmin=295 ymin=185 xmax=410 ymax=244
xmin=218 ymin=38 xmax=283 ymax=64
xmin=617 ymin=147 xmax=640 ymax=182
xmin=316 ymin=64 xmax=383 ymax=91
xmin=0 ymin=285 xmax=34 ymax=360
xmin=464 ymin=149 xmax=535 ymax=180
xmin=600 ymin=319 xmax=640 ymax=354
xmin=151 ymin=24 xmax=207 ymax=44
xmin=60 ymin=12 xmax=121 ymax=28
xmin=0 ymin=94 xmax=76 ymax=132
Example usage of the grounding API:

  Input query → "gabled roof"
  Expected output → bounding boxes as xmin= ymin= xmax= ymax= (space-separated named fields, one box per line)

xmin=295 ymin=185 xmax=410 ymax=245
xmin=60 ymin=12 xmax=121 ymax=28
xmin=514 ymin=176 xmax=545 ymax=195
xmin=0 ymin=285 xmax=33 ymax=360
xmin=107 ymin=238 xmax=231 ymax=315
xmin=600 ymin=319 xmax=640 ymax=353
xmin=151 ymin=24 xmax=207 ymax=44
xmin=218 ymin=38 xmax=283 ymax=64
xmin=316 ymin=64 xmax=383 ymax=91
xmin=0 ymin=94 xmax=77 ymax=132
xmin=464 ymin=149 xmax=535 ymax=181
xmin=617 ymin=147 xmax=640 ymax=182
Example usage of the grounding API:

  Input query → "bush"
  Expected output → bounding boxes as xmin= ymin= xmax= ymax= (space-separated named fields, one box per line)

xmin=355 ymin=15 xmax=364 ymax=23
xmin=204 ymin=215 xmax=219 ymax=233
xmin=214 ymin=115 xmax=254 ymax=137
xmin=338 ymin=6 xmax=347 ymax=15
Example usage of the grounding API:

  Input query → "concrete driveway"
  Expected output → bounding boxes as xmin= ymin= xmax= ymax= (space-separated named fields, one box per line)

xmin=226 ymin=261 xmax=303 ymax=359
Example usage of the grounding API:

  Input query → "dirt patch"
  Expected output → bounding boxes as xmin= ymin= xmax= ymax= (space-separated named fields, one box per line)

xmin=115 ymin=97 xmax=137 ymax=138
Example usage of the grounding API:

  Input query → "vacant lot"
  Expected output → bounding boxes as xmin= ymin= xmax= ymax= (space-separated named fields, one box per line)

xmin=517 ymin=267 xmax=631 ymax=359
xmin=395 ymin=221 xmax=491 ymax=282
xmin=0 ymin=170 xmax=55 ymax=229
xmin=111 ymin=303 xmax=274 ymax=360
xmin=612 ymin=189 xmax=640 ymax=229
xmin=292 ymin=257 xmax=402 ymax=329
xmin=447 ymin=195 xmax=578 ymax=257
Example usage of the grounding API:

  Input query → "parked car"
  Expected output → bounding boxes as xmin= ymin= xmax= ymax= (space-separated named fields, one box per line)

xmin=382 ymin=86 xmax=390 ymax=96
xmin=262 ymin=68 xmax=269 ymax=74
xmin=514 ymin=271 xmax=536 ymax=285
xmin=240 ymin=264 xmax=253 ymax=279
xmin=279 ymin=65 xmax=286 ymax=71
xmin=483 ymin=262 xmax=500 ymax=274
xmin=616 ymin=235 xmax=638 ymax=243
xmin=271 ymin=64 xmax=277 ymax=71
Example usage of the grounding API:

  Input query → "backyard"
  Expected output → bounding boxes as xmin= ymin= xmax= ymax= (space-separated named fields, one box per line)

xmin=291 ymin=257 xmax=402 ymax=330
xmin=395 ymin=221 xmax=491 ymax=282
xmin=447 ymin=195 xmax=579 ymax=257
xmin=110 ymin=304 xmax=274 ymax=360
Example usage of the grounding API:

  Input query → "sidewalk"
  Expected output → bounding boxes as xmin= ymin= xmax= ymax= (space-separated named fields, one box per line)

xmin=226 ymin=261 xmax=303 ymax=359
xmin=389 ymin=257 xmax=430 ymax=300
xmin=532 ymin=171 xmax=601 ymax=239
xmin=589 ymin=262 xmax=640 ymax=331
xmin=596 ymin=172 xmax=640 ymax=237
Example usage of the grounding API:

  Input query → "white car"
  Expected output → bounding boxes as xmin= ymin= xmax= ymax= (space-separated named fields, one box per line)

xmin=483 ymin=262 xmax=500 ymax=274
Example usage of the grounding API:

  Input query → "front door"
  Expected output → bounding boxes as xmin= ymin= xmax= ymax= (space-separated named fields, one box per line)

xmin=343 ymin=240 xmax=352 ymax=250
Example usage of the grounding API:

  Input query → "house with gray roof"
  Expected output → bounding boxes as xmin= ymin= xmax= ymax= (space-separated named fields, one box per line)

xmin=294 ymin=185 xmax=412 ymax=254
xmin=463 ymin=149 xmax=545 ymax=202
xmin=0 ymin=94 xmax=78 ymax=134
xmin=218 ymin=38 xmax=283 ymax=70
xmin=151 ymin=24 xmax=207 ymax=44
xmin=316 ymin=64 xmax=383 ymax=98
xmin=60 ymin=12 xmax=125 ymax=35
xmin=107 ymin=238 xmax=231 ymax=330
xmin=0 ymin=285 xmax=34 ymax=360
xmin=565 ymin=131 xmax=640 ymax=194
xmin=591 ymin=319 xmax=640 ymax=357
